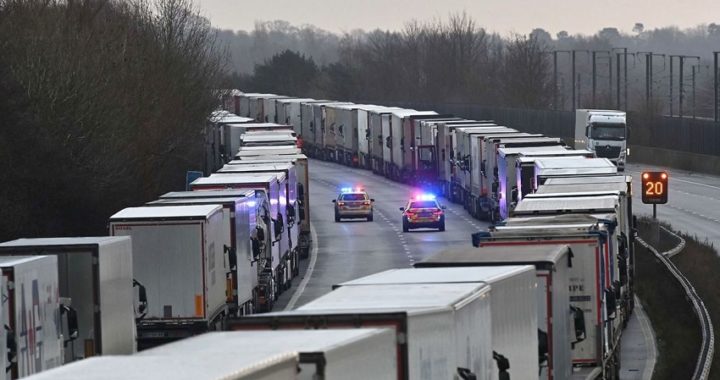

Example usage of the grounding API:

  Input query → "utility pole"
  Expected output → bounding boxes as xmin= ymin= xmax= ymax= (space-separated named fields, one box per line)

xmin=612 ymin=47 xmax=628 ymax=110
xmin=637 ymin=52 xmax=666 ymax=113
xmin=669 ymin=56 xmax=674 ymax=116
xmin=677 ymin=56 xmax=700 ymax=118
xmin=714 ymin=51 xmax=719 ymax=122
xmin=553 ymin=50 xmax=571 ymax=110
xmin=591 ymin=50 xmax=610 ymax=108
xmin=692 ymin=65 xmax=697 ymax=119
xmin=616 ymin=52 xmax=621 ymax=109
xmin=572 ymin=50 xmax=576 ymax=110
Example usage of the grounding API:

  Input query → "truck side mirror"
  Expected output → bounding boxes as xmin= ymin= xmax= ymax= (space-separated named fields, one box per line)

xmin=61 ymin=305 xmax=79 ymax=345
xmin=457 ymin=368 xmax=477 ymax=380
xmin=6 ymin=325 xmax=16 ymax=370
xmin=570 ymin=306 xmax=586 ymax=348
xmin=538 ymin=329 xmax=549 ymax=366
xmin=133 ymin=279 xmax=148 ymax=321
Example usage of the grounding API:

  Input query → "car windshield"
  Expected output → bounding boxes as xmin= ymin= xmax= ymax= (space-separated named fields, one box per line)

xmin=590 ymin=123 xmax=625 ymax=140
xmin=409 ymin=201 xmax=437 ymax=209
xmin=341 ymin=193 xmax=366 ymax=201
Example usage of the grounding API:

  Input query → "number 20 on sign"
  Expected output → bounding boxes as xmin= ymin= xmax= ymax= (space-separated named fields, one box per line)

xmin=641 ymin=171 xmax=668 ymax=205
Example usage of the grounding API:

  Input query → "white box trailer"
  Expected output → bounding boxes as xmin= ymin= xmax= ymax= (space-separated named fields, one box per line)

xmin=145 ymin=197 xmax=257 ymax=316
xmin=276 ymin=98 xmax=314 ymax=129
xmin=262 ymin=96 xmax=292 ymax=123
xmin=416 ymin=245 xmax=574 ymax=380
xmin=0 ymin=256 xmax=62 ymax=378
xmin=233 ymin=282 xmax=493 ymax=380
xmin=514 ymin=153 xmax=594 ymax=201
xmin=191 ymin=173 xmax=291 ymax=299
xmin=496 ymin=146 xmax=568 ymax=221
xmin=0 ymin=237 xmax=136 ymax=361
xmin=247 ymin=94 xmax=277 ymax=121
xmin=387 ymin=110 xmax=437 ymax=181
xmin=401 ymin=115 xmax=458 ymax=186
xmin=109 ymin=205 xmax=227 ymax=349
xmin=240 ymin=133 xmax=297 ymax=147
xmin=140 ymin=329 xmax=397 ymax=380
xmin=322 ymin=104 xmax=343 ymax=162
xmin=521 ymin=190 xmax=634 ymax=322
xmin=334 ymin=267 xmax=538 ymax=380
xmin=236 ymin=145 xmax=301 ymax=158
xmin=473 ymin=220 xmax=619 ymax=375
xmin=217 ymin=163 xmax=300 ymax=275
xmin=356 ymin=106 xmax=396 ymax=169
xmin=23 ymin=352 xmax=300 ymax=380
xmin=310 ymin=102 xmax=353 ymax=160
xmin=238 ymin=92 xmax=271 ymax=118
xmin=434 ymin=121 xmax=492 ymax=197
xmin=514 ymin=157 xmax=615 ymax=201
xmin=229 ymin=154 xmax=311 ymax=258
xmin=224 ymin=123 xmax=294 ymax=161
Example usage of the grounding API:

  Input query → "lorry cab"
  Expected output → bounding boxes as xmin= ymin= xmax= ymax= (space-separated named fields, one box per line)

xmin=575 ymin=109 xmax=628 ymax=170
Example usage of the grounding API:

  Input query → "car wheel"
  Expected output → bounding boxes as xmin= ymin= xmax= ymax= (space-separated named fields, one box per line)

xmin=439 ymin=221 xmax=446 ymax=231
xmin=334 ymin=212 xmax=340 ymax=222
xmin=402 ymin=218 xmax=409 ymax=232
xmin=367 ymin=213 xmax=374 ymax=222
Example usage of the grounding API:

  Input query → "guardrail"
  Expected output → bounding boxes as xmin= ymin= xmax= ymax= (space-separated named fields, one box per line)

xmin=636 ymin=230 xmax=713 ymax=380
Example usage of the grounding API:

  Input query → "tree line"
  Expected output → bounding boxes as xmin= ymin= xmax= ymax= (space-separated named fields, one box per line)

xmin=228 ymin=16 xmax=720 ymax=117
xmin=0 ymin=0 xmax=225 ymax=241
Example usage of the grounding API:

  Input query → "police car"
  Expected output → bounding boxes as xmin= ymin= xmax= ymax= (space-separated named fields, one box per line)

xmin=332 ymin=187 xmax=374 ymax=222
xmin=399 ymin=194 xmax=446 ymax=232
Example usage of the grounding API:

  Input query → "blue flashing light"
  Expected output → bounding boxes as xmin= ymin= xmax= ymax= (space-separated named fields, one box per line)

xmin=340 ymin=187 xmax=353 ymax=193
xmin=416 ymin=194 xmax=436 ymax=201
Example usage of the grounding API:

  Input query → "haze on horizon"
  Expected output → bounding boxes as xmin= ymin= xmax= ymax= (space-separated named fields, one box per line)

xmin=199 ymin=0 xmax=720 ymax=35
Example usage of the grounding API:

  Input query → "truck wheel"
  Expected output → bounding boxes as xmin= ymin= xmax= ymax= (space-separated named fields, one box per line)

xmin=367 ymin=213 xmax=374 ymax=222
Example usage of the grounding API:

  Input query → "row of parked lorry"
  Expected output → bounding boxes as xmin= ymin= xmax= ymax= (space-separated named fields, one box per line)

xmin=0 ymin=106 xmax=313 ymax=379
xmin=12 ymin=90 xmax=634 ymax=379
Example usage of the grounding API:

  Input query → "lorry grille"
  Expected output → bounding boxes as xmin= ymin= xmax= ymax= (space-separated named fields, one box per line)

xmin=595 ymin=145 xmax=622 ymax=159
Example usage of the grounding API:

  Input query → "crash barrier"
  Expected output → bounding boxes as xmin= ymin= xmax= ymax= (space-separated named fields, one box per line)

xmin=636 ymin=230 xmax=713 ymax=380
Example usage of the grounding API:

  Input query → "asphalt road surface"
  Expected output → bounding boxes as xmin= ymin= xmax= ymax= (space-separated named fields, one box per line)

xmin=276 ymin=158 xmax=490 ymax=309
xmin=627 ymin=162 xmax=720 ymax=250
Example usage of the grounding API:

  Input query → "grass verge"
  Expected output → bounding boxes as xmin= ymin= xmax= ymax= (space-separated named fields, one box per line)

xmin=636 ymin=219 xmax=701 ymax=379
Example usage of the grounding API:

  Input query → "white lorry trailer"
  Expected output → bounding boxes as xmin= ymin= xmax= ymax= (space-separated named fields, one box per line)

xmin=232 ymin=282 xmax=493 ymax=380
xmin=23 ymin=352 xmax=300 ymax=380
xmin=140 ymin=329 xmax=397 ymax=380
xmin=190 ymin=173 xmax=291 ymax=300
xmin=0 ymin=237 xmax=136 ymax=361
xmin=109 ymin=205 xmax=227 ymax=349
xmin=387 ymin=110 xmax=438 ymax=181
xmin=472 ymin=219 xmax=620 ymax=379
xmin=334 ymin=267 xmax=539 ymax=380
xmin=515 ymin=157 xmax=617 ymax=201
xmin=0 ymin=256 xmax=64 ymax=379
xmin=416 ymin=245 xmax=575 ymax=380
xmin=223 ymin=123 xmax=294 ymax=162
xmin=574 ymin=109 xmax=628 ymax=170
xmin=217 ymin=163 xmax=300 ymax=277
xmin=229 ymin=154 xmax=311 ymax=258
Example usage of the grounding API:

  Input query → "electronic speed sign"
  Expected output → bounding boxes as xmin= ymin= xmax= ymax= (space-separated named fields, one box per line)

xmin=641 ymin=171 xmax=668 ymax=204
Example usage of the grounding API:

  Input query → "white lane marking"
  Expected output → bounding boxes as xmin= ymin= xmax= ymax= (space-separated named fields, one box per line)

xmin=284 ymin=225 xmax=318 ymax=311
xmin=672 ymin=177 xmax=720 ymax=191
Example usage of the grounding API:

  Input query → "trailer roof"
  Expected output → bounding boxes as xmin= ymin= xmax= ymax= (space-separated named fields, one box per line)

xmin=230 ymin=154 xmax=307 ymax=163
xmin=335 ymin=266 xmax=534 ymax=288
xmin=241 ymin=135 xmax=296 ymax=142
xmin=390 ymin=110 xmax=438 ymax=118
xmin=295 ymin=283 xmax=490 ymax=314
xmin=478 ymin=133 xmax=542 ymax=140
xmin=501 ymin=213 xmax=617 ymax=227
xmin=513 ymin=195 xmax=618 ymax=214
xmin=160 ymin=189 xmax=255 ymax=199
xmin=275 ymin=98 xmax=315 ymax=104
xmin=146 ymin=198 xmax=251 ymax=207
xmin=0 ymin=255 xmax=53 ymax=267
xmin=498 ymin=145 xmax=567 ymax=156
xmin=0 ymin=236 xmax=130 ymax=251
xmin=209 ymin=114 xmax=254 ymax=124
xmin=543 ymin=175 xmax=630 ymax=185
xmin=110 ymin=205 xmax=222 ymax=221
xmin=192 ymin=173 xmax=281 ymax=186
xmin=140 ymin=329 xmax=392 ymax=358
xmin=227 ymin=123 xmax=291 ymax=128
xmin=535 ymin=157 xmax=614 ymax=169
xmin=416 ymin=244 xmax=571 ymax=267
xmin=24 ymin=353 xmax=299 ymax=380
xmin=493 ymin=137 xmax=563 ymax=145
xmin=219 ymin=163 xmax=293 ymax=173
xmin=536 ymin=183 xmax=628 ymax=194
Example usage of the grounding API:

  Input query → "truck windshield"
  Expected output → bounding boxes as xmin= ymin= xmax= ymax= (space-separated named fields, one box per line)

xmin=591 ymin=123 xmax=625 ymax=140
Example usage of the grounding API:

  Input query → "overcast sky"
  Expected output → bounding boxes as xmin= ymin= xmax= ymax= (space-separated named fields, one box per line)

xmin=198 ymin=0 xmax=719 ymax=36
